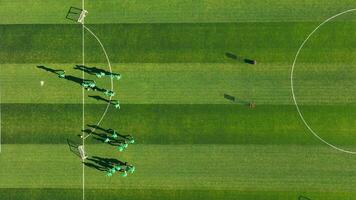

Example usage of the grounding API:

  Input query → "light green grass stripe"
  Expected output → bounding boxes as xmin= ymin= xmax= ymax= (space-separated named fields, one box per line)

xmin=0 ymin=144 xmax=355 ymax=192
xmin=1 ymin=21 xmax=356 ymax=64
xmin=0 ymin=189 xmax=354 ymax=200
xmin=1 ymin=62 xmax=356 ymax=105
xmin=1 ymin=0 xmax=356 ymax=24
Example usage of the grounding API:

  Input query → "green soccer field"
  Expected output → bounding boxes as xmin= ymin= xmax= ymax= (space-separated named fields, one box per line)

xmin=1 ymin=0 xmax=356 ymax=199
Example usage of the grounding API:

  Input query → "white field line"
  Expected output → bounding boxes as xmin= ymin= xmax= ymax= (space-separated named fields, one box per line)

xmin=0 ymin=62 xmax=2 ymax=153
xmin=82 ymin=1 xmax=85 ymax=200
xmin=82 ymin=25 xmax=114 ymax=140
xmin=291 ymin=8 xmax=356 ymax=155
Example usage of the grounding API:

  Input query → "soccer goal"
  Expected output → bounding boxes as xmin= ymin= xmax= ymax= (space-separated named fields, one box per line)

xmin=78 ymin=145 xmax=88 ymax=160
xmin=67 ymin=139 xmax=87 ymax=160
xmin=66 ymin=6 xmax=88 ymax=24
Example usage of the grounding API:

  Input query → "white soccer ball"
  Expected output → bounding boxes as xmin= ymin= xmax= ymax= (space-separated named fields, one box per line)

xmin=40 ymin=81 xmax=44 ymax=86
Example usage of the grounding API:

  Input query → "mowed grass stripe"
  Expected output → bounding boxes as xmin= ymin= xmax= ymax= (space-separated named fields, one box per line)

xmin=0 ymin=22 xmax=342 ymax=63
xmin=2 ymin=62 xmax=356 ymax=105
xmin=1 ymin=63 xmax=291 ymax=104
xmin=0 ymin=189 xmax=355 ymax=200
xmin=0 ymin=144 xmax=356 ymax=192
xmin=1 ymin=0 xmax=356 ymax=24
xmin=3 ymin=104 xmax=356 ymax=146
xmin=1 ymin=21 xmax=356 ymax=64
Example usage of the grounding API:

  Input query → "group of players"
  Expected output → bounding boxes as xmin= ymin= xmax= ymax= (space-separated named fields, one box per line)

xmin=103 ymin=129 xmax=136 ymax=177
xmin=57 ymin=66 xmax=121 ymax=109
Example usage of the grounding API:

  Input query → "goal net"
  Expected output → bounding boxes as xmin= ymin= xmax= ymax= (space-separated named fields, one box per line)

xmin=78 ymin=145 xmax=87 ymax=160
xmin=67 ymin=139 xmax=87 ymax=160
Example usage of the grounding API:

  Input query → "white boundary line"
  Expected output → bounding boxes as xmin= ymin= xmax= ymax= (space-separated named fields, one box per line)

xmin=81 ymin=1 xmax=85 ymax=200
xmin=291 ymin=8 xmax=356 ymax=155
xmin=80 ymin=10 xmax=114 ymax=200
xmin=82 ymin=25 xmax=114 ymax=140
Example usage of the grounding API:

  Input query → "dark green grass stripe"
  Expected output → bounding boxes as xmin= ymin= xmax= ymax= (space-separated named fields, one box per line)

xmin=2 ymin=21 xmax=356 ymax=64
xmin=0 ymin=22 xmax=328 ymax=63
xmin=3 ymin=103 xmax=356 ymax=145
xmin=0 ymin=188 xmax=354 ymax=200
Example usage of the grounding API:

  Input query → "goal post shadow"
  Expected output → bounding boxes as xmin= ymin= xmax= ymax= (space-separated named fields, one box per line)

xmin=66 ymin=7 xmax=82 ymax=22
xmin=67 ymin=138 xmax=81 ymax=158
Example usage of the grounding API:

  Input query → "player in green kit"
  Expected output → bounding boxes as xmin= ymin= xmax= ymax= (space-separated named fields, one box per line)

xmin=106 ymin=171 xmax=113 ymax=177
xmin=120 ymin=171 xmax=128 ymax=177
xmin=126 ymin=165 xmax=135 ymax=174
xmin=125 ymin=135 xmax=135 ymax=144
xmin=104 ymin=90 xmax=115 ymax=97
xmin=111 ymin=100 xmax=120 ymax=109
xmin=57 ymin=70 xmax=65 ymax=78
xmin=104 ymin=137 xmax=111 ymax=143
xmin=116 ymin=141 xmax=128 ymax=152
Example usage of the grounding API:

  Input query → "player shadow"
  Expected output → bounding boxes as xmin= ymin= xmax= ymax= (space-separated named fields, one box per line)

xmin=88 ymin=95 xmax=110 ymax=103
xmin=74 ymin=65 xmax=108 ymax=76
xmin=37 ymin=65 xmax=64 ymax=75
xmin=82 ymin=128 xmax=123 ymax=146
xmin=87 ymin=124 xmax=130 ymax=140
xmin=298 ymin=196 xmax=312 ymax=200
xmin=84 ymin=156 xmax=125 ymax=172
xmin=65 ymin=76 xmax=105 ymax=92
xmin=223 ymin=94 xmax=250 ymax=105
xmin=37 ymin=65 xmax=107 ymax=91
xmin=225 ymin=52 xmax=257 ymax=65
xmin=88 ymin=95 xmax=120 ymax=106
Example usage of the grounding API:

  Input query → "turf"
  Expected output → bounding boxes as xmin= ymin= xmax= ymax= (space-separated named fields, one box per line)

xmin=1 ymin=0 xmax=356 ymax=24
xmin=0 ymin=144 xmax=356 ymax=199
xmin=2 ymin=0 xmax=356 ymax=199
xmin=2 ymin=21 xmax=356 ymax=64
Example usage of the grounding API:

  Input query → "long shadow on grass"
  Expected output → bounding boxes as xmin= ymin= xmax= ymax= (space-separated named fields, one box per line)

xmin=37 ymin=65 xmax=64 ymax=75
xmin=84 ymin=156 xmax=125 ymax=172
xmin=87 ymin=124 xmax=131 ymax=141
xmin=225 ymin=52 xmax=256 ymax=65
xmin=74 ymin=65 xmax=108 ymax=76
xmin=82 ymin=128 xmax=124 ymax=146
xmin=37 ymin=65 xmax=106 ymax=91
xmin=223 ymin=93 xmax=250 ymax=106
xmin=88 ymin=95 xmax=120 ymax=107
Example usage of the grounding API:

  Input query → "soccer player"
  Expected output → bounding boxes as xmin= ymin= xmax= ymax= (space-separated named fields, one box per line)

xmin=126 ymin=165 xmax=135 ymax=174
xmin=110 ymin=167 xmax=116 ymax=174
xmin=106 ymin=171 xmax=113 ymax=177
xmin=104 ymin=137 xmax=111 ymax=143
xmin=116 ymin=141 xmax=128 ymax=152
xmin=104 ymin=90 xmax=115 ymax=97
xmin=114 ymin=164 xmax=122 ymax=171
xmin=112 ymin=131 xmax=118 ymax=139
xmin=57 ymin=70 xmax=65 ymax=78
xmin=95 ymin=71 xmax=106 ymax=78
xmin=82 ymin=80 xmax=96 ymax=90
xmin=110 ymin=73 xmax=121 ymax=80
xmin=120 ymin=170 xmax=128 ymax=177
xmin=111 ymin=100 xmax=120 ymax=109
xmin=125 ymin=135 xmax=135 ymax=144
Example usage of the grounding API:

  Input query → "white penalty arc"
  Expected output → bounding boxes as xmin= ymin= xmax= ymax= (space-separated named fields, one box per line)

xmin=291 ymin=8 xmax=356 ymax=154
xmin=82 ymin=25 xmax=114 ymax=140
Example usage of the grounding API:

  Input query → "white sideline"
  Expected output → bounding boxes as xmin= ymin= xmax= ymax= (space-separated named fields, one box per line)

xmin=82 ymin=1 xmax=85 ymax=200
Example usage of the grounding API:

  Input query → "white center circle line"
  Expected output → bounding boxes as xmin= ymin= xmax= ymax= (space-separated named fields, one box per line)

xmin=291 ymin=8 xmax=356 ymax=154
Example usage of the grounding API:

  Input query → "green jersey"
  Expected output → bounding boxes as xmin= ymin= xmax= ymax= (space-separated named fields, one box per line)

xmin=120 ymin=171 xmax=128 ymax=177
xmin=117 ymin=146 xmax=124 ymax=152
